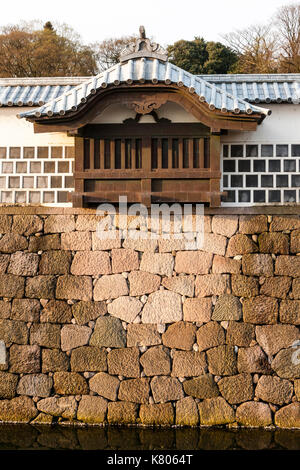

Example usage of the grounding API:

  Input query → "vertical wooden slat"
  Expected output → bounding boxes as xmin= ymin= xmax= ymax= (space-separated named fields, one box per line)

xmin=199 ymin=138 xmax=204 ymax=168
xmin=178 ymin=138 xmax=183 ymax=169
xmin=157 ymin=138 xmax=162 ymax=169
xmin=168 ymin=138 xmax=172 ymax=169
xmin=132 ymin=139 xmax=136 ymax=170
xmin=73 ymin=137 xmax=84 ymax=207
xmin=110 ymin=139 xmax=115 ymax=169
xmin=89 ymin=138 xmax=94 ymax=170
xmin=209 ymin=133 xmax=221 ymax=206
xmin=121 ymin=138 xmax=125 ymax=169
xmin=143 ymin=136 xmax=152 ymax=171
xmin=188 ymin=138 xmax=193 ymax=169
xmin=100 ymin=139 xmax=105 ymax=169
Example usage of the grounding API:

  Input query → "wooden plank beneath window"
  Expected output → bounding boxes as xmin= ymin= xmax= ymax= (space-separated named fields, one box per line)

xmin=75 ymin=170 xmax=221 ymax=179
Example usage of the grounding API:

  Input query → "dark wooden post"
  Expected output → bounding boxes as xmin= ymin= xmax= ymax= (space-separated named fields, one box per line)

xmin=209 ymin=132 xmax=221 ymax=207
xmin=72 ymin=136 xmax=84 ymax=207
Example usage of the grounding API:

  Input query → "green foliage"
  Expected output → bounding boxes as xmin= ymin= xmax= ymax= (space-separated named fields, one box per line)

xmin=167 ymin=37 xmax=238 ymax=74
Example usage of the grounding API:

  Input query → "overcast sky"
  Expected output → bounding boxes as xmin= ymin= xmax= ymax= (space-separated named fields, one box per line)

xmin=2 ymin=0 xmax=297 ymax=45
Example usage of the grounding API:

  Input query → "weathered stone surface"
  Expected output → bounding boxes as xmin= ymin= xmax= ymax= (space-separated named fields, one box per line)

xmin=158 ymin=238 xmax=185 ymax=252
xmin=128 ymin=271 xmax=160 ymax=297
xmin=172 ymin=351 xmax=207 ymax=377
xmin=0 ymin=215 xmax=12 ymax=233
xmin=11 ymin=299 xmax=40 ymax=322
xmin=198 ymin=397 xmax=235 ymax=426
xmin=275 ymin=256 xmax=300 ymax=277
xmin=139 ymin=403 xmax=174 ymax=425
xmin=140 ymin=252 xmax=173 ymax=277
xmin=256 ymin=325 xmax=300 ymax=356
xmin=238 ymin=346 xmax=271 ymax=374
xmin=176 ymin=396 xmax=199 ymax=426
xmin=0 ymin=233 xmax=28 ymax=253
xmin=56 ymin=275 xmax=92 ymax=301
xmin=231 ymin=275 xmax=259 ymax=297
xmin=275 ymin=403 xmax=300 ymax=428
xmin=71 ymin=251 xmax=111 ymax=276
xmin=0 ymin=319 xmax=28 ymax=345
xmin=17 ymin=374 xmax=52 ymax=397
xmin=151 ymin=376 xmax=184 ymax=403
xmin=0 ymin=254 xmax=9 ymax=274
xmin=107 ymin=296 xmax=142 ymax=323
xmin=280 ymin=300 xmax=300 ymax=324
xmin=30 ymin=323 xmax=61 ymax=348
xmin=175 ymin=251 xmax=213 ymax=274
xmin=261 ymin=277 xmax=292 ymax=299
xmin=53 ymin=372 xmax=88 ymax=395
xmin=72 ymin=300 xmax=106 ymax=325
xmin=61 ymin=325 xmax=92 ymax=351
xmin=8 ymin=252 xmax=39 ymax=276
xmin=91 ymin=231 xmax=121 ymax=250
xmin=71 ymin=346 xmax=107 ymax=372
xmin=212 ymin=255 xmax=241 ymax=274
xmin=37 ymin=396 xmax=77 ymax=420
xmin=226 ymin=321 xmax=255 ymax=347
xmin=242 ymin=254 xmax=273 ymax=277
xmin=212 ymin=215 xmax=238 ymax=238
xmin=270 ymin=215 xmax=300 ymax=232
xmin=207 ymin=345 xmax=237 ymax=376
xmin=243 ymin=296 xmax=278 ymax=324
xmin=294 ymin=379 xmax=300 ymax=400
xmin=292 ymin=279 xmax=300 ymax=300
xmin=93 ymin=274 xmax=128 ymax=301
xmin=108 ymin=347 xmax=140 ymax=378
xmin=0 ymin=274 xmax=24 ymax=298
xmin=271 ymin=348 xmax=300 ymax=379
xmin=25 ymin=275 xmax=56 ymax=299
xmin=195 ymin=274 xmax=230 ymax=297
xmin=61 ymin=231 xmax=91 ymax=251
xmin=122 ymin=237 xmax=158 ymax=252
xmin=44 ymin=215 xmax=75 ymax=233
xmin=256 ymin=375 xmax=293 ymax=405
xmin=89 ymin=372 xmax=120 ymax=401
xmin=0 ymin=340 xmax=6 ymax=370
xmin=291 ymin=229 xmax=300 ymax=253
xmin=141 ymin=290 xmax=182 ymax=324
xmin=140 ymin=346 xmax=171 ymax=376
xmin=236 ymin=402 xmax=272 ymax=427
xmin=39 ymin=251 xmax=71 ymax=275
xmin=0 ymin=396 xmax=37 ymax=423
xmin=9 ymin=345 xmax=40 ymax=373
xmin=31 ymin=413 xmax=53 ymax=425
xmin=127 ymin=324 xmax=161 ymax=347
xmin=162 ymin=275 xmax=194 ymax=297
xmin=0 ymin=301 xmax=10 ymax=320
xmin=42 ymin=349 xmax=69 ymax=372
xmin=0 ymin=372 xmax=18 ymax=398
xmin=258 ymin=232 xmax=289 ymax=254
xmin=77 ymin=396 xmax=107 ymax=424
xmin=76 ymin=215 xmax=105 ymax=232
xmin=201 ymin=233 xmax=227 ymax=256
xmin=239 ymin=215 xmax=268 ymax=234
xmin=162 ymin=322 xmax=196 ymax=351
xmin=183 ymin=374 xmax=219 ymax=399
xmin=40 ymin=300 xmax=72 ymax=323
xmin=108 ymin=402 xmax=138 ymax=424
xmin=183 ymin=298 xmax=212 ymax=323
xmin=218 ymin=374 xmax=254 ymax=404
xmin=196 ymin=322 xmax=225 ymax=352
xmin=118 ymin=378 xmax=150 ymax=403
xmin=90 ymin=316 xmax=126 ymax=348
xmin=226 ymin=234 xmax=258 ymax=257
xmin=212 ymin=295 xmax=242 ymax=321
xmin=28 ymin=234 xmax=60 ymax=252
xmin=111 ymin=248 xmax=139 ymax=273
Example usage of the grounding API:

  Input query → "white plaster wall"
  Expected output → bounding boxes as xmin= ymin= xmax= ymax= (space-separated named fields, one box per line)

xmin=221 ymin=104 xmax=300 ymax=144
xmin=0 ymin=108 xmax=74 ymax=146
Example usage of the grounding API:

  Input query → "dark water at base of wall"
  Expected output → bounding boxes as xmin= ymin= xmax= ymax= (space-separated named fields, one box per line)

xmin=0 ymin=424 xmax=299 ymax=451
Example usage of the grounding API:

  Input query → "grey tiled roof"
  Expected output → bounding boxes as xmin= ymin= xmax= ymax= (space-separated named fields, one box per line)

xmin=17 ymin=59 xmax=270 ymax=119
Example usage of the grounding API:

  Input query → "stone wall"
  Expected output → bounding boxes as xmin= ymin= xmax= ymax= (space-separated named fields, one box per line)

xmin=0 ymin=209 xmax=300 ymax=428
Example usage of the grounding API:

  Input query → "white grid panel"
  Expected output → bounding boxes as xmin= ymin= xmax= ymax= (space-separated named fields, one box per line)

xmin=0 ymin=145 xmax=74 ymax=206
xmin=221 ymin=143 xmax=300 ymax=206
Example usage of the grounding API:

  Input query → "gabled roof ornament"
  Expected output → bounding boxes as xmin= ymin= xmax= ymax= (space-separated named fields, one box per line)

xmin=120 ymin=26 xmax=168 ymax=62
